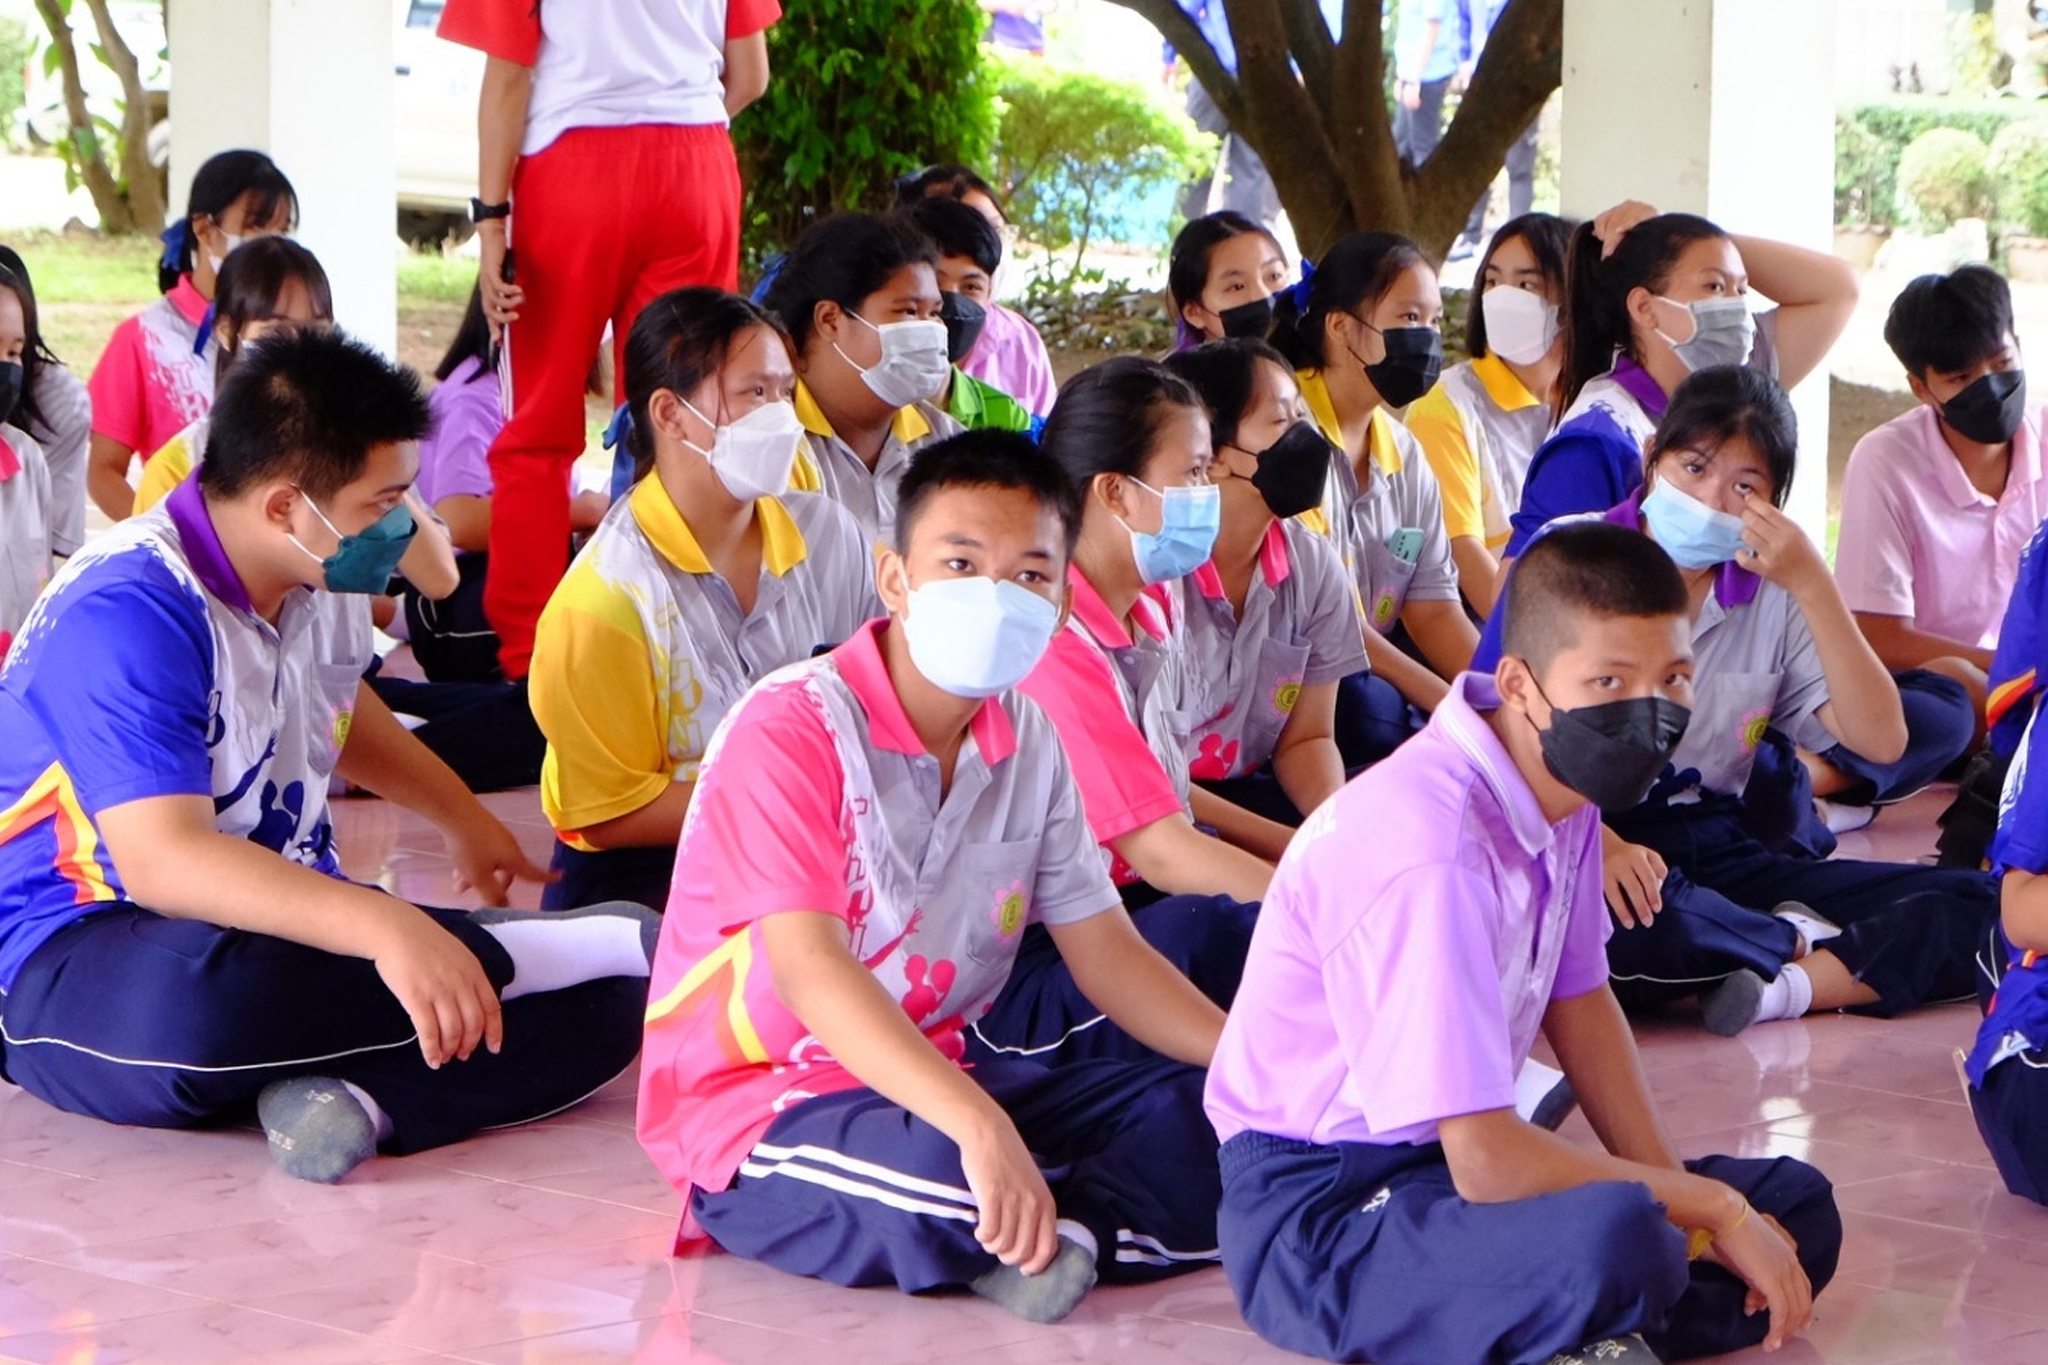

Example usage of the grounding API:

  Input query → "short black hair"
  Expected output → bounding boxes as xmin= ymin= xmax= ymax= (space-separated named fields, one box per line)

xmin=1503 ymin=520 xmax=1689 ymax=673
xmin=1039 ymin=356 xmax=1206 ymax=491
xmin=1269 ymin=231 xmax=1428 ymax=370
xmin=1167 ymin=211 xmax=1285 ymax=341
xmin=0 ymin=248 xmax=61 ymax=442
xmin=896 ymin=196 xmax=1002 ymax=275
xmin=1645 ymin=364 xmax=1799 ymax=509
xmin=895 ymin=428 xmax=1082 ymax=557
xmin=892 ymin=163 xmax=1006 ymax=219
xmin=1467 ymin=212 xmax=1575 ymax=360
xmin=200 ymin=328 xmax=431 ymax=501
xmin=213 ymin=237 xmax=333 ymax=356
xmin=1882 ymin=265 xmax=2016 ymax=378
xmin=764 ymin=212 xmax=939 ymax=353
xmin=1162 ymin=338 xmax=1292 ymax=452
xmin=621 ymin=286 xmax=788 ymax=483
xmin=163 ymin=148 xmax=298 ymax=293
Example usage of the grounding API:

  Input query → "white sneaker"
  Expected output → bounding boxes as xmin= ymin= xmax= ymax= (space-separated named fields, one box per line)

xmin=1817 ymin=798 xmax=1876 ymax=834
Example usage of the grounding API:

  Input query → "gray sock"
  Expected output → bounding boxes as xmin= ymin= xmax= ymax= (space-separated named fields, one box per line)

xmin=1700 ymin=970 xmax=1769 ymax=1037
xmin=258 ymin=1075 xmax=379 ymax=1184
xmin=969 ymin=1236 xmax=1097 ymax=1323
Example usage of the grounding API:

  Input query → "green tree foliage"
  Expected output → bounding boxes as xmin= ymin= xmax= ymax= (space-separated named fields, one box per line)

xmin=1896 ymin=126 xmax=1993 ymax=231
xmin=732 ymin=0 xmax=997 ymax=265
xmin=989 ymin=60 xmax=1214 ymax=286
xmin=1989 ymin=119 xmax=2048 ymax=239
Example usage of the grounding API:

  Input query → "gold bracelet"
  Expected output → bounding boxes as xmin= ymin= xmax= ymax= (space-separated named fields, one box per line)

xmin=1687 ymin=1201 xmax=1751 ymax=1261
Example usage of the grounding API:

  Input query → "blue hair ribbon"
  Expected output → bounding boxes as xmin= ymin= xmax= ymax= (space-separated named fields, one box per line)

xmin=158 ymin=219 xmax=191 ymax=273
xmin=601 ymin=402 xmax=632 ymax=451
xmin=1291 ymin=257 xmax=1318 ymax=314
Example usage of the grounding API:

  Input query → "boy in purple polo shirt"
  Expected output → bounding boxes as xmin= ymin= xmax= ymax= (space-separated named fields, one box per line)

xmin=1206 ymin=521 xmax=1839 ymax=1365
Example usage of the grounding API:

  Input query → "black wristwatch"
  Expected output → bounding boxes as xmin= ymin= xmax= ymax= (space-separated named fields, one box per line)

xmin=470 ymin=197 xmax=511 ymax=224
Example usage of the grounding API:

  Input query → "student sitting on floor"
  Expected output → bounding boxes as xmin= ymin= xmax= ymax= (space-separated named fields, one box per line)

xmin=0 ymin=245 xmax=90 ymax=562
xmin=1208 ymin=519 xmax=1841 ymax=1365
xmin=0 ymin=328 xmax=655 ymax=1185
xmin=1162 ymin=338 xmax=1368 ymax=824
xmin=531 ymin=287 xmax=880 ymax=912
xmin=1837 ymin=266 xmax=2046 ymax=736
xmin=637 ymin=430 xmax=1226 ymax=1323
xmin=895 ymin=196 xmax=1040 ymax=437
xmin=1166 ymin=210 xmax=1290 ymax=350
xmin=0 ymin=262 xmax=53 ymax=655
xmin=764 ymin=212 xmax=964 ymax=545
xmin=1478 ymin=366 xmax=1996 ymax=1035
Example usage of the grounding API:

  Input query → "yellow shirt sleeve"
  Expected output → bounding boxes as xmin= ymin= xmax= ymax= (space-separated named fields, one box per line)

xmin=1404 ymin=383 xmax=1486 ymax=544
xmin=530 ymin=578 xmax=675 ymax=845
xmin=131 ymin=433 xmax=194 ymax=515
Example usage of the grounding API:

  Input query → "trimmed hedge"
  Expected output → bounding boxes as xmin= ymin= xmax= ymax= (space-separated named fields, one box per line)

xmin=1836 ymin=95 xmax=2048 ymax=228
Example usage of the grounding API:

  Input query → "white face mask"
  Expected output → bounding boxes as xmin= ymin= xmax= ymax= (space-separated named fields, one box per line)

xmin=680 ymin=397 xmax=804 ymax=502
xmin=207 ymin=230 xmax=247 ymax=277
xmin=1481 ymin=286 xmax=1560 ymax=366
xmin=900 ymin=575 xmax=1060 ymax=699
xmin=835 ymin=313 xmax=951 ymax=409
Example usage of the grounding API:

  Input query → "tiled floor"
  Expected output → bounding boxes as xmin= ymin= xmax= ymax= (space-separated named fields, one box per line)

xmin=2 ymin=786 xmax=2040 ymax=1364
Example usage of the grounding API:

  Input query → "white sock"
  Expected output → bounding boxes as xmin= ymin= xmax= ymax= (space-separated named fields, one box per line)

xmin=1774 ymin=906 xmax=1842 ymax=953
xmin=340 ymin=1080 xmax=395 ymax=1141
xmin=1754 ymin=963 xmax=1815 ymax=1023
xmin=1512 ymin=1059 xmax=1567 ymax=1120
xmin=479 ymin=914 xmax=651 ymax=1000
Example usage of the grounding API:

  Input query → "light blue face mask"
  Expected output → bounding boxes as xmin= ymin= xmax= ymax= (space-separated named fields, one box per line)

xmin=1119 ymin=478 xmax=1221 ymax=585
xmin=901 ymin=575 xmax=1060 ymax=699
xmin=292 ymin=492 xmax=418 ymax=594
xmin=1640 ymin=478 xmax=1750 ymax=570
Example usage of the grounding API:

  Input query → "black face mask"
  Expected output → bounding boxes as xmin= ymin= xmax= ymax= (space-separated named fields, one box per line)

xmin=1527 ymin=678 xmax=1691 ymax=814
xmin=1362 ymin=324 xmax=1443 ymax=408
xmin=0 ymin=361 xmax=19 ymax=425
xmin=1216 ymin=295 xmax=1275 ymax=340
xmin=1249 ymin=421 xmax=1334 ymax=520
xmin=939 ymin=292 xmax=988 ymax=365
xmin=1941 ymin=369 xmax=2027 ymax=446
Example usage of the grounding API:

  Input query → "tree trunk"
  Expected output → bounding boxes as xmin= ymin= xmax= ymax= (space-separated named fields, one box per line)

xmin=32 ymin=0 xmax=133 ymax=233
xmin=81 ymin=0 xmax=166 ymax=232
xmin=1109 ymin=0 xmax=1563 ymax=262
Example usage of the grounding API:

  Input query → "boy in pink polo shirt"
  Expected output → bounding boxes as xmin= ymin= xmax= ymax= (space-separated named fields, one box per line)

xmin=1838 ymin=266 xmax=2048 ymax=730
xmin=1206 ymin=521 xmax=1840 ymax=1365
xmin=637 ymin=430 xmax=1227 ymax=1323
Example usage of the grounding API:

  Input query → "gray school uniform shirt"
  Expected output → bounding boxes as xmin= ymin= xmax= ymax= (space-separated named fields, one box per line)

xmin=791 ymin=386 xmax=962 ymax=546
xmin=1303 ymin=393 xmax=1463 ymax=634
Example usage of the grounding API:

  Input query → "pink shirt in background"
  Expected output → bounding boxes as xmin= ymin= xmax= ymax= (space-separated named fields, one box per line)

xmin=1204 ymin=672 xmax=1611 ymax=1149
xmin=416 ymin=356 xmax=505 ymax=511
xmin=86 ymin=276 xmax=215 ymax=459
xmin=961 ymin=302 xmax=1057 ymax=418
xmin=1835 ymin=403 xmax=2048 ymax=650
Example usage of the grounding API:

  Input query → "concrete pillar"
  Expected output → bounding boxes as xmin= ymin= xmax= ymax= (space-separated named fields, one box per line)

xmin=1561 ymin=0 xmax=1838 ymax=543
xmin=166 ymin=0 xmax=397 ymax=357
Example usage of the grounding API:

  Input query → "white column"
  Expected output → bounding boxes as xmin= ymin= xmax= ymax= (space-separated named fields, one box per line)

xmin=167 ymin=0 xmax=397 ymax=357
xmin=1561 ymin=0 xmax=1838 ymax=543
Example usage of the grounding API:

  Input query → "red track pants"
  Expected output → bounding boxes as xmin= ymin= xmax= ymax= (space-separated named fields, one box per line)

xmin=484 ymin=122 xmax=741 ymax=677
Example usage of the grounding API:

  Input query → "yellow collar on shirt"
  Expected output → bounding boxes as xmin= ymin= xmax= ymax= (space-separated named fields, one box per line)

xmin=628 ymin=475 xmax=810 ymax=578
xmin=794 ymin=378 xmax=934 ymax=445
xmin=1296 ymin=369 xmax=1405 ymax=475
xmin=1471 ymin=353 xmax=1543 ymax=412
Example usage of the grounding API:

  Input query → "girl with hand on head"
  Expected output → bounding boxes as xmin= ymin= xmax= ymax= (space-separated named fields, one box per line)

xmin=1476 ymin=365 xmax=1995 ymax=1037
xmin=1167 ymin=212 xmax=1290 ymax=351
xmin=1268 ymin=230 xmax=1477 ymax=742
xmin=1405 ymin=213 xmax=1573 ymax=617
xmin=1162 ymin=339 xmax=1367 ymax=826
xmin=529 ymin=287 xmax=881 ymax=912
xmin=764 ymin=212 xmax=964 ymax=546
xmin=88 ymin=149 xmax=297 ymax=521
xmin=1498 ymin=202 xmax=1858 ymax=593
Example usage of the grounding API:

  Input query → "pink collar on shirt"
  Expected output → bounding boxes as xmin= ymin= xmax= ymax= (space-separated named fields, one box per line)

xmin=1068 ymin=563 xmax=1170 ymax=649
xmin=1914 ymin=402 xmax=2046 ymax=511
xmin=166 ymin=476 xmax=256 ymax=614
xmin=1605 ymin=491 xmax=1761 ymax=609
xmin=831 ymin=618 xmax=1018 ymax=764
xmin=0 ymin=431 xmax=20 ymax=482
xmin=1610 ymin=355 xmax=1670 ymax=419
xmin=1191 ymin=520 xmax=1292 ymax=600
xmin=167 ymin=275 xmax=212 ymax=327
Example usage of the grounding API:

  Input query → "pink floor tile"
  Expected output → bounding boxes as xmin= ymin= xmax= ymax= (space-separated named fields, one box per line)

xmin=0 ymin=1299 xmax=431 ymax=1364
xmin=452 ymin=1311 xmax=837 ymax=1365
xmin=0 ymin=1254 xmax=202 ymax=1338
xmin=44 ymin=1217 xmax=474 ymax=1306
xmin=289 ymin=1176 xmax=674 ymax=1265
xmin=248 ymin=1259 xmax=645 ymax=1355
xmin=485 ymin=1235 xmax=803 ymax=1317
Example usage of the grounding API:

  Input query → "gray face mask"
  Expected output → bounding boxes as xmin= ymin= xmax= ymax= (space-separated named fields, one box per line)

xmin=1653 ymin=295 xmax=1755 ymax=373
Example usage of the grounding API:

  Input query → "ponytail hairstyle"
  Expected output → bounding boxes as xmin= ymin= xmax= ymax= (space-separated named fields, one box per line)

xmin=1268 ymin=231 xmax=1428 ymax=372
xmin=1039 ymin=355 xmax=1206 ymax=495
xmin=159 ymin=148 xmax=298 ymax=294
xmin=1466 ymin=212 xmax=1575 ymax=361
xmin=1642 ymin=364 xmax=1797 ymax=508
xmin=0 ymin=246 xmax=60 ymax=440
xmin=435 ymin=280 xmax=495 ymax=383
xmin=1161 ymin=338 xmax=1291 ymax=453
xmin=620 ymin=286 xmax=790 ymax=484
xmin=1555 ymin=212 xmax=1727 ymax=421
xmin=211 ymin=237 xmax=333 ymax=391
xmin=1166 ymin=211 xmax=1285 ymax=350
xmin=763 ymin=212 xmax=939 ymax=354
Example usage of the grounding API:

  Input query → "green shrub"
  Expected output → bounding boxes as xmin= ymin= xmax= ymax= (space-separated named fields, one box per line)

xmin=731 ymin=0 xmax=997 ymax=270
xmin=1896 ymin=126 xmax=1993 ymax=230
xmin=0 ymin=16 xmax=28 ymax=141
xmin=989 ymin=59 xmax=1214 ymax=288
xmin=1834 ymin=96 xmax=2048 ymax=230
xmin=1990 ymin=119 xmax=2048 ymax=238
xmin=1835 ymin=112 xmax=1892 ymax=227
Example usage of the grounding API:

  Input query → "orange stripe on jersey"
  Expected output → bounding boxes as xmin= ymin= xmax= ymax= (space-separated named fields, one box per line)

xmin=644 ymin=929 xmax=769 ymax=1065
xmin=1988 ymin=669 xmax=2037 ymax=729
xmin=0 ymin=762 xmax=118 ymax=906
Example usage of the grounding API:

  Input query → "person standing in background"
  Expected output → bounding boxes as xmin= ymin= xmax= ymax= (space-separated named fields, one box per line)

xmin=437 ymin=0 xmax=781 ymax=680
xmin=1392 ymin=0 xmax=1461 ymax=171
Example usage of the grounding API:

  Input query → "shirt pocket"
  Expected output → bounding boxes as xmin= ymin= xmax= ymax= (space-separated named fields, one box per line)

xmin=1673 ymin=671 xmax=1783 ymax=795
xmin=1238 ymin=637 xmax=1314 ymax=772
xmin=951 ymin=838 xmax=1045 ymax=976
xmin=1360 ymin=538 xmax=1419 ymax=636
xmin=309 ymin=661 xmax=367 ymax=775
